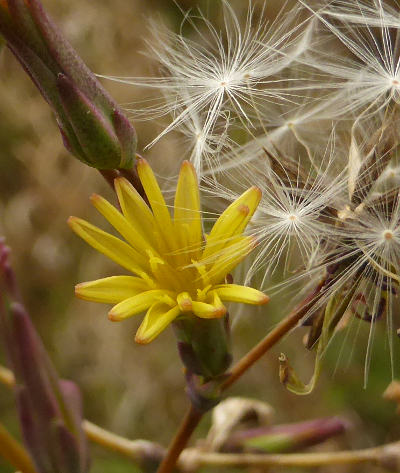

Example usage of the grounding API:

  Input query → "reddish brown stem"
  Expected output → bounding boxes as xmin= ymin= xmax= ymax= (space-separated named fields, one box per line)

xmin=119 ymin=167 xmax=146 ymax=200
xmin=222 ymin=303 xmax=309 ymax=391
xmin=99 ymin=169 xmax=120 ymax=189
xmin=222 ymin=279 xmax=324 ymax=391
xmin=156 ymin=404 xmax=202 ymax=473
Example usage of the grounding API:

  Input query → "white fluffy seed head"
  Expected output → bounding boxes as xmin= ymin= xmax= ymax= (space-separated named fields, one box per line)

xmin=298 ymin=0 xmax=400 ymax=119
xmin=202 ymin=138 xmax=348 ymax=288
xmin=208 ymin=124 xmax=400 ymax=380
xmin=105 ymin=1 xmax=316 ymax=176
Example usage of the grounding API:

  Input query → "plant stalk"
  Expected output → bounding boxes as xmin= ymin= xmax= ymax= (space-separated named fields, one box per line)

xmin=156 ymin=404 xmax=202 ymax=473
xmin=222 ymin=300 xmax=311 ymax=391
xmin=154 ymin=295 xmax=316 ymax=473
xmin=179 ymin=442 xmax=400 ymax=469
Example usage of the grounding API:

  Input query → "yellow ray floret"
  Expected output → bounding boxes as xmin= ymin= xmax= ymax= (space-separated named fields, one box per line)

xmin=69 ymin=159 xmax=269 ymax=344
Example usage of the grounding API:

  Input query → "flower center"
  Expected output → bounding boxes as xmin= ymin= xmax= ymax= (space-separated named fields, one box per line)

xmin=383 ymin=230 xmax=394 ymax=241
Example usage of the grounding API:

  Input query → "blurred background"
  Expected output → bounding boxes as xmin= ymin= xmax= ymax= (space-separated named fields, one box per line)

xmin=0 ymin=0 xmax=399 ymax=471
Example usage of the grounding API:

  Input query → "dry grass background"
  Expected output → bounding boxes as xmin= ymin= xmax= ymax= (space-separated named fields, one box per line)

xmin=0 ymin=1 xmax=399 ymax=472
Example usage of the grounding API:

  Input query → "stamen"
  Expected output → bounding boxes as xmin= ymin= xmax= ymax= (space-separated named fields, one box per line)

xmin=147 ymin=250 xmax=166 ymax=273
xmin=197 ymin=285 xmax=212 ymax=301
xmin=192 ymin=259 xmax=211 ymax=287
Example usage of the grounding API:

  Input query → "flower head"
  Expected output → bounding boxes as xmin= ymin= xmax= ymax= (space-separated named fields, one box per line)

xmin=69 ymin=159 xmax=268 ymax=344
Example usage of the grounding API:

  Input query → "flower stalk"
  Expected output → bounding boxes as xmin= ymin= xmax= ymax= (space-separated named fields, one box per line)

xmin=222 ymin=280 xmax=325 ymax=391
xmin=155 ymin=282 xmax=326 ymax=473
xmin=156 ymin=405 xmax=203 ymax=473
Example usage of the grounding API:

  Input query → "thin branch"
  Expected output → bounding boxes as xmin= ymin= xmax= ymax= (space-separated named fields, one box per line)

xmin=83 ymin=420 xmax=165 ymax=462
xmin=222 ymin=284 xmax=322 ymax=391
xmin=99 ymin=169 xmax=121 ymax=190
xmin=119 ymin=166 xmax=147 ymax=200
xmin=221 ymin=305 xmax=305 ymax=390
xmin=179 ymin=443 xmax=400 ymax=469
xmin=156 ymin=404 xmax=202 ymax=473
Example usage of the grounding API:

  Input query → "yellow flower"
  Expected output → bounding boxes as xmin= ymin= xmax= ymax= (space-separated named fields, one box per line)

xmin=69 ymin=159 xmax=269 ymax=344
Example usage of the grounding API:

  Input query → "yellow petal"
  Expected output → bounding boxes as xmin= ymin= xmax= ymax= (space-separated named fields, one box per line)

xmin=114 ymin=178 xmax=157 ymax=246
xmin=174 ymin=161 xmax=202 ymax=257
xmin=137 ymin=159 xmax=174 ymax=250
xmin=75 ymin=276 xmax=151 ymax=303
xmin=68 ymin=217 xmax=149 ymax=276
xmin=135 ymin=303 xmax=180 ymax=344
xmin=91 ymin=194 xmax=154 ymax=253
xmin=203 ymin=186 xmax=261 ymax=260
xmin=215 ymin=285 xmax=270 ymax=305
xmin=177 ymin=291 xmax=193 ymax=312
xmin=192 ymin=300 xmax=226 ymax=319
xmin=206 ymin=236 xmax=256 ymax=285
xmin=108 ymin=289 xmax=172 ymax=321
